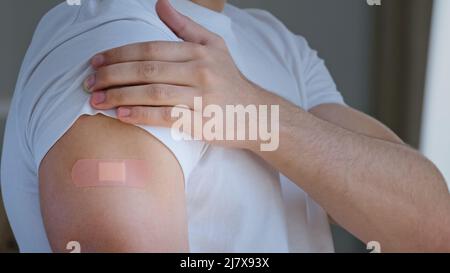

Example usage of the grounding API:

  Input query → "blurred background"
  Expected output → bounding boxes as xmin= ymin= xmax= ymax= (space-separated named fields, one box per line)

xmin=1 ymin=0 xmax=449 ymax=252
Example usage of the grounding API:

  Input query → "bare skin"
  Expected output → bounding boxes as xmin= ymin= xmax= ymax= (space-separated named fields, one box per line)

xmin=40 ymin=115 xmax=189 ymax=252
xmin=84 ymin=0 xmax=450 ymax=252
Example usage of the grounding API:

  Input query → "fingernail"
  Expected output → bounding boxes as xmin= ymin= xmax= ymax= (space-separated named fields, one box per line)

xmin=118 ymin=108 xmax=131 ymax=118
xmin=91 ymin=54 xmax=105 ymax=68
xmin=83 ymin=74 xmax=96 ymax=92
xmin=91 ymin=91 xmax=106 ymax=105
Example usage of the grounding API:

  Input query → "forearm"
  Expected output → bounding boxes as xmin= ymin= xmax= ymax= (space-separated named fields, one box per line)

xmin=250 ymin=89 xmax=450 ymax=252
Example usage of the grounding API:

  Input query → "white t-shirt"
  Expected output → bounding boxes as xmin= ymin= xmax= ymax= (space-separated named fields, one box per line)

xmin=1 ymin=0 xmax=345 ymax=253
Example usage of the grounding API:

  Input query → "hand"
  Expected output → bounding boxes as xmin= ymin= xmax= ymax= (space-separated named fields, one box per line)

xmin=84 ymin=0 xmax=265 ymax=149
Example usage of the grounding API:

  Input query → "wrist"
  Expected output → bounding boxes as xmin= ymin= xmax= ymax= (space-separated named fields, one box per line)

xmin=244 ymin=83 xmax=310 ymax=154
xmin=241 ymin=81 xmax=284 ymax=153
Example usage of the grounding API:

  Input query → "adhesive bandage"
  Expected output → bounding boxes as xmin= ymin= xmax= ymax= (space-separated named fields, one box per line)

xmin=71 ymin=159 xmax=149 ymax=188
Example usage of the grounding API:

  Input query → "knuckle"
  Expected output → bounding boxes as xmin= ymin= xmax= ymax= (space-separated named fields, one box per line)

xmin=142 ymin=42 xmax=156 ymax=58
xmin=161 ymin=107 xmax=173 ymax=123
xmin=109 ymin=89 xmax=125 ymax=104
xmin=146 ymin=85 xmax=167 ymax=101
xmin=139 ymin=62 xmax=158 ymax=78
xmin=135 ymin=107 xmax=149 ymax=120
xmin=196 ymin=62 xmax=214 ymax=85
xmin=144 ymin=108 xmax=155 ymax=121
xmin=193 ymin=44 xmax=208 ymax=58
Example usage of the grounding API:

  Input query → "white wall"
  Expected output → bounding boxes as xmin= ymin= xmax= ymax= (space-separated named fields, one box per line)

xmin=421 ymin=0 xmax=450 ymax=187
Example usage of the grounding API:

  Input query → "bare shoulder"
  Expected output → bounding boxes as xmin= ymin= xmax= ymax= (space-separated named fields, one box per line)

xmin=39 ymin=114 xmax=188 ymax=252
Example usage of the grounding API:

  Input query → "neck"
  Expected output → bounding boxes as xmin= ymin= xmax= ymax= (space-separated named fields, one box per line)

xmin=190 ymin=0 xmax=226 ymax=12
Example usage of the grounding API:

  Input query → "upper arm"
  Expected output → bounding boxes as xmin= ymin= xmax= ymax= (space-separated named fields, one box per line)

xmin=39 ymin=114 xmax=189 ymax=253
xmin=309 ymin=103 xmax=404 ymax=144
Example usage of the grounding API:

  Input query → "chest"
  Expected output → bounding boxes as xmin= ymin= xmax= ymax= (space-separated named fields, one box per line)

xmin=226 ymin=30 xmax=304 ymax=108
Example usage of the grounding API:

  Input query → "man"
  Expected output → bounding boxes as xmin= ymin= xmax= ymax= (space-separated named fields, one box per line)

xmin=2 ymin=0 xmax=449 ymax=252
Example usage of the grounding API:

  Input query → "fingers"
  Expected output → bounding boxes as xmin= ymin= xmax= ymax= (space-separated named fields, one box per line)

xmin=117 ymin=106 xmax=179 ymax=127
xmin=117 ymin=106 xmax=194 ymax=130
xmin=84 ymin=61 xmax=197 ymax=92
xmin=90 ymin=84 xmax=198 ymax=110
xmin=91 ymin=41 xmax=206 ymax=68
xmin=117 ymin=105 xmax=205 ymax=139
xmin=156 ymin=0 xmax=224 ymax=47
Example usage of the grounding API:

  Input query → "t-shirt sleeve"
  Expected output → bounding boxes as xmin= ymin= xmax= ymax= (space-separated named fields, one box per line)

xmin=295 ymin=36 xmax=346 ymax=110
xmin=19 ymin=4 xmax=205 ymax=183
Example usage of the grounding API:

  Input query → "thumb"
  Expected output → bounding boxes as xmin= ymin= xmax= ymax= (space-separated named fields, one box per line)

xmin=155 ymin=0 xmax=222 ymax=46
